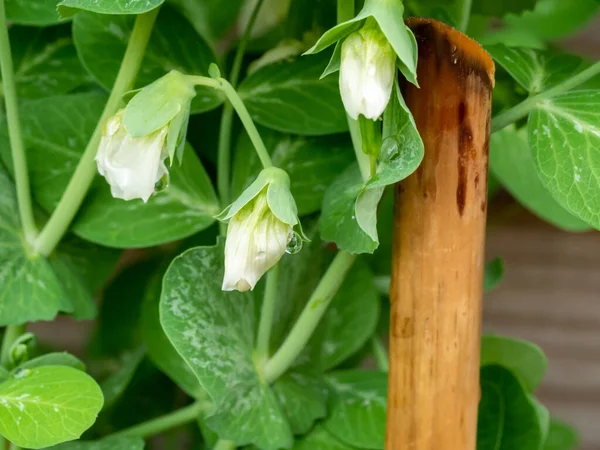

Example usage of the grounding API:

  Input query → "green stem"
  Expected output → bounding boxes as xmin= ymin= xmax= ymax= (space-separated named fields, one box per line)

xmin=458 ymin=0 xmax=473 ymax=32
xmin=491 ymin=60 xmax=600 ymax=133
xmin=214 ymin=440 xmax=236 ymax=450
xmin=348 ymin=117 xmax=370 ymax=181
xmin=0 ymin=0 xmax=37 ymax=243
xmin=371 ymin=336 xmax=389 ymax=372
xmin=33 ymin=8 xmax=160 ymax=257
xmin=264 ymin=251 xmax=357 ymax=383
xmin=256 ymin=264 xmax=279 ymax=364
xmin=217 ymin=0 xmax=266 ymax=215
xmin=110 ymin=401 xmax=205 ymax=439
xmin=0 ymin=324 xmax=25 ymax=367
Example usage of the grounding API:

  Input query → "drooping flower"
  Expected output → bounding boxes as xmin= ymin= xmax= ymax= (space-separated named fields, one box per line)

xmin=339 ymin=23 xmax=396 ymax=120
xmin=218 ymin=167 xmax=304 ymax=292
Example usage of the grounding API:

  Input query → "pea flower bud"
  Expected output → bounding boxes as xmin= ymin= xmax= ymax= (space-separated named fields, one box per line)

xmin=218 ymin=167 xmax=304 ymax=292
xmin=339 ymin=23 xmax=396 ymax=120
xmin=95 ymin=70 xmax=196 ymax=202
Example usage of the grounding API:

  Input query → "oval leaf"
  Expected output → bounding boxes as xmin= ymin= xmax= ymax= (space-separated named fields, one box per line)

xmin=5 ymin=0 xmax=63 ymax=25
xmin=51 ymin=437 xmax=144 ymax=450
xmin=58 ymin=0 xmax=163 ymax=17
xmin=0 ymin=366 xmax=103 ymax=449
xmin=292 ymin=424 xmax=355 ymax=450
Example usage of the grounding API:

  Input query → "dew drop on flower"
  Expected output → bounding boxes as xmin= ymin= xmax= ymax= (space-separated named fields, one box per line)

xmin=380 ymin=136 xmax=400 ymax=163
xmin=285 ymin=232 xmax=303 ymax=254
xmin=154 ymin=173 xmax=170 ymax=193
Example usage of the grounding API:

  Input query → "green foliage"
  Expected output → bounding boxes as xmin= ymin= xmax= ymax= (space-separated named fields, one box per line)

xmin=51 ymin=437 xmax=145 ymax=450
xmin=5 ymin=0 xmax=63 ymax=25
xmin=543 ymin=419 xmax=579 ymax=450
xmin=57 ymin=0 xmax=163 ymax=17
xmin=483 ymin=258 xmax=505 ymax=292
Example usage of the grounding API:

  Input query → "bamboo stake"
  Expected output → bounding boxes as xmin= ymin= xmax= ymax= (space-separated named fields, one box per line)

xmin=386 ymin=19 xmax=495 ymax=450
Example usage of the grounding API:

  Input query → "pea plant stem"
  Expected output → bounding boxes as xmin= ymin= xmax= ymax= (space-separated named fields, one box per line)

xmin=110 ymin=401 xmax=205 ymax=439
xmin=0 ymin=324 xmax=25 ymax=367
xmin=217 ymin=0 xmax=266 ymax=214
xmin=491 ymin=60 xmax=600 ymax=133
xmin=458 ymin=0 xmax=473 ymax=32
xmin=0 ymin=0 xmax=37 ymax=243
xmin=256 ymin=264 xmax=279 ymax=364
xmin=33 ymin=8 xmax=160 ymax=257
xmin=371 ymin=336 xmax=389 ymax=372
xmin=263 ymin=251 xmax=357 ymax=383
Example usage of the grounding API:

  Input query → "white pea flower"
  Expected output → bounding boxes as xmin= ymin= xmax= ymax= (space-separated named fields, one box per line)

xmin=218 ymin=167 xmax=305 ymax=292
xmin=95 ymin=110 xmax=168 ymax=203
xmin=339 ymin=24 xmax=396 ymax=120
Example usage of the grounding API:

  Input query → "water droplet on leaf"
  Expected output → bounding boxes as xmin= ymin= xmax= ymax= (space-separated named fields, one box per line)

xmin=285 ymin=232 xmax=303 ymax=254
xmin=380 ymin=136 xmax=400 ymax=163
xmin=154 ymin=173 xmax=170 ymax=193
xmin=14 ymin=368 xmax=31 ymax=379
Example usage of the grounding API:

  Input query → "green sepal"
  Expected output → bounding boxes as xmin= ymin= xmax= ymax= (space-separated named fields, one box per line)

xmin=123 ymin=70 xmax=196 ymax=138
xmin=166 ymin=100 xmax=191 ymax=165
xmin=305 ymin=0 xmax=418 ymax=86
xmin=320 ymin=41 xmax=343 ymax=79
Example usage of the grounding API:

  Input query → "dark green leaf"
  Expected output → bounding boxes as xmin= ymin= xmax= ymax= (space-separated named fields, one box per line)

xmin=101 ymin=346 xmax=146 ymax=409
xmin=477 ymin=365 xmax=547 ymax=450
xmin=5 ymin=0 xmax=63 ymax=25
xmin=238 ymin=53 xmax=347 ymax=136
xmin=528 ymin=91 xmax=600 ymax=230
xmin=0 ymin=366 xmax=103 ymax=449
xmin=73 ymin=6 xmax=222 ymax=114
xmin=484 ymin=258 xmax=504 ymax=292
xmin=16 ymin=352 xmax=85 ymax=372
xmin=51 ymin=437 xmax=145 ymax=450
xmin=169 ymin=0 xmax=243 ymax=43
xmin=319 ymin=164 xmax=378 ymax=254
xmin=543 ymin=419 xmax=579 ymax=450
xmin=490 ymin=127 xmax=590 ymax=231
xmin=4 ymin=26 xmax=89 ymax=98
xmin=160 ymin=244 xmax=293 ymax=450
xmin=324 ymin=370 xmax=388 ymax=450
xmin=58 ymin=0 xmax=163 ymax=17
xmin=292 ymin=424 xmax=356 ymax=450
xmin=472 ymin=0 xmax=537 ymax=17
xmin=232 ymin=128 xmax=354 ymax=216
xmin=481 ymin=335 xmax=547 ymax=393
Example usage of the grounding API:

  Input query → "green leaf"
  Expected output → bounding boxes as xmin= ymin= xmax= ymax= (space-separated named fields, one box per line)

xmin=141 ymin=267 xmax=205 ymax=399
xmin=5 ymin=0 xmax=63 ymax=25
xmin=477 ymin=365 xmax=547 ymax=450
xmin=472 ymin=0 xmax=537 ymax=17
xmin=487 ymin=46 xmax=584 ymax=95
xmin=50 ymin=437 xmax=145 ymax=450
xmin=0 ymin=93 xmax=220 ymax=249
xmin=16 ymin=352 xmax=85 ymax=372
xmin=238 ymin=52 xmax=347 ymax=136
xmin=323 ymin=370 xmax=388 ymax=450
xmin=5 ymin=26 xmax=89 ymax=98
xmin=319 ymin=164 xmax=378 ymax=254
xmin=484 ymin=258 xmax=505 ymax=292
xmin=160 ymin=244 xmax=293 ymax=450
xmin=73 ymin=6 xmax=222 ymax=114
xmin=232 ymin=128 xmax=355 ymax=216
xmin=528 ymin=91 xmax=600 ymax=230
xmin=292 ymin=424 xmax=356 ymax=450
xmin=543 ymin=419 xmax=579 ymax=450
xmin=101 ymin=346 xmax=146 ymax=409
xmin=0 ymin=366 xmax=103 ymax=449
xmin=0 ymin=166 xmax=72 ymax=326
xmin=481 ymin=335 xmax=547 ymax=393
xmin=273 ymin=371 xmax=327 ymax=435
xmin=490 ymin=127 xmax=590 ymax=231
xmin=169 ymin=0 xmax=243 ymax=43
xmin=58 ymin=0 xmax=163 ymax=17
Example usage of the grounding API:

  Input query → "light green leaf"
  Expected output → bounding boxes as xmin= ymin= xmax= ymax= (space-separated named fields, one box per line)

xmin=319 ymin=164 xmax=378 ymax=254
xmin=58 ymin=0 xmax=163 ymax=17
xmin=16 ymin=353 xmax=85 ymax=372
xmin=160 ymin=245 xmax=293 ymax=450
xmin=238 ymin=52 xmax=347 ymax=136
xmin=0 ymin=366 xmax=103 ymax=449
xmin=292 ymin=424 xmax=355 ymax=450
xmin=0 ymin=93 xmax=220 ymax=249
xmin=490 ymin=127 xmax=590 ymax=231
xmin=324 ymin=370 xmax=388 ymax=450
xmin=273 ymin=371 xmax=327 ymax=435
xmin=478 ymin=365 xmax=547 ymax=450
xmin=355 ymin=187 xmax=384 ymax=243
xmin=73 ymin=6 xmax=222 ymax=114
xmin=0 ymin=166 xmax=71 ymax=326
xmin=232 ymin=128 xmax=355 ymax=216
xmin=5 ymin=0 xmax=63 ymax=25
xmin=4 ymin=26 xmax=89 ymax=98
xmin=528 ymin=91 xmax=600 ymax=230
xmin=543 ymin=419 xmax=579 ymax=450
xmin=51 ymin=437 xmax=145 ymax=450
xmin=141 ymin=267 xmax=205 ymax=399
xmin=101 ymin=346 xmax=146 ymax=409
xmin=481 ymin=335 xmax=547 ymax=393
xmin=484 ymin=258 xmax=505 ymax=292
xmin=487 ymin=46 xmax=584 ymax=95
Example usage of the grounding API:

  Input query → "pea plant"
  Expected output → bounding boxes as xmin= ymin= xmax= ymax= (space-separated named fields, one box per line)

xmin=0 ymin=0 xmax=597 ymax=449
